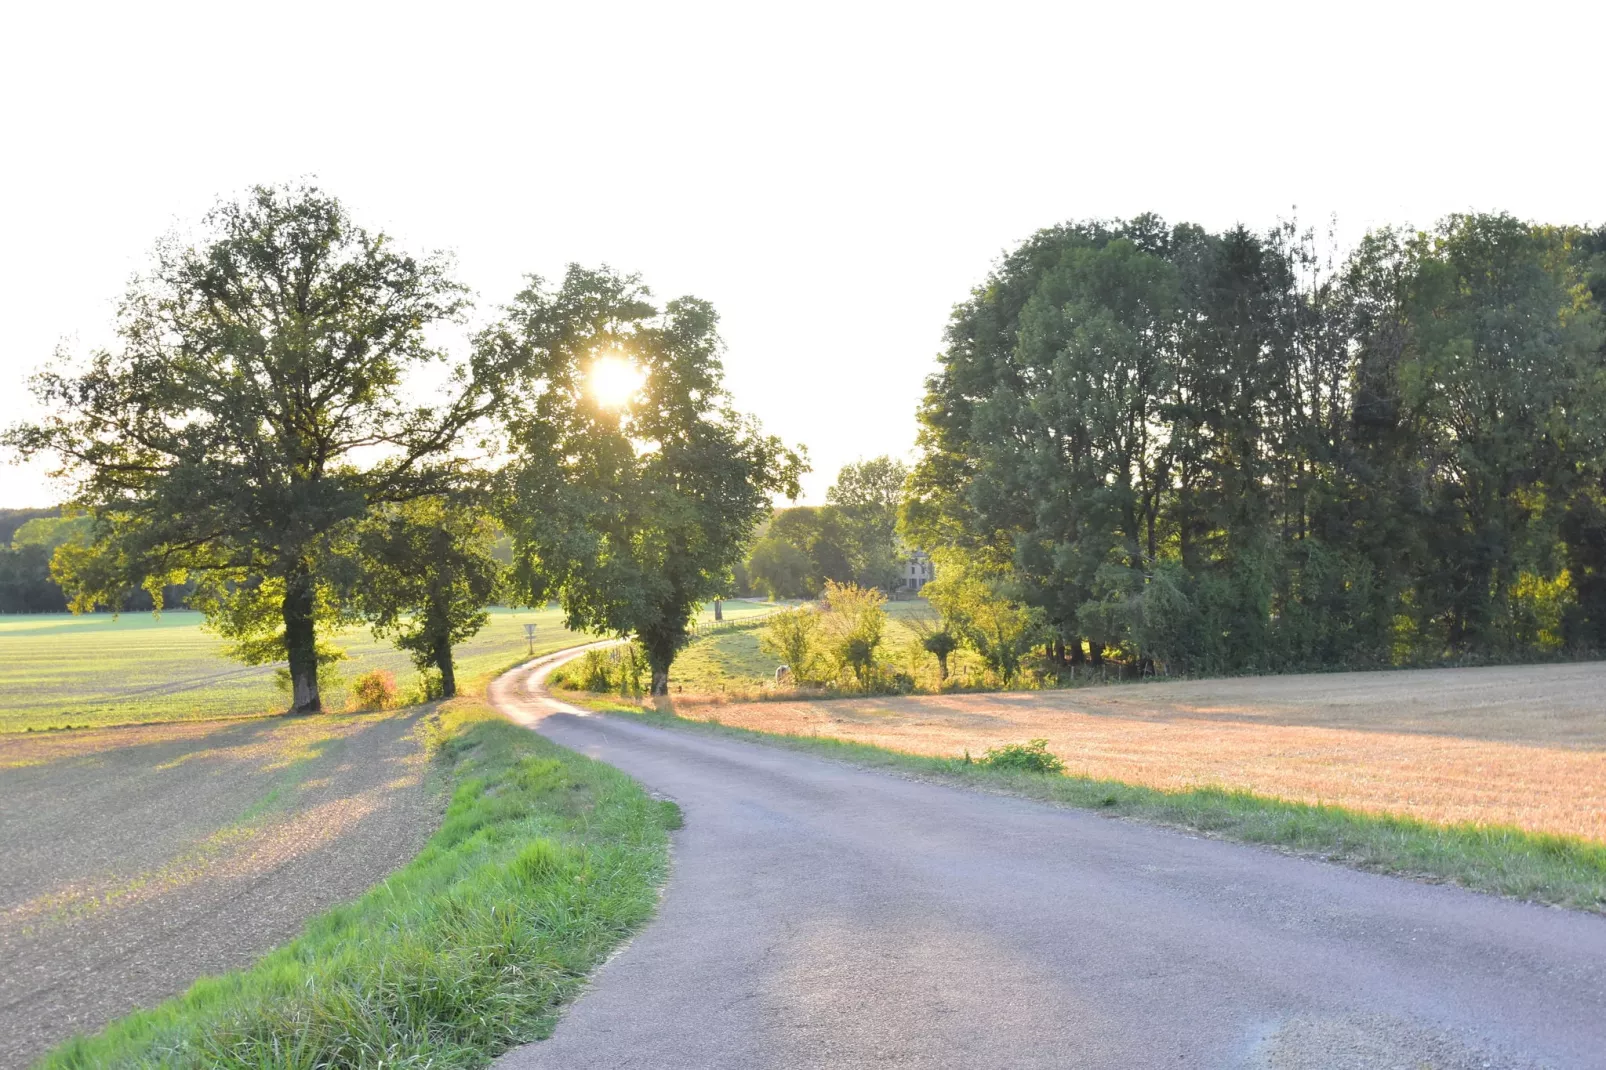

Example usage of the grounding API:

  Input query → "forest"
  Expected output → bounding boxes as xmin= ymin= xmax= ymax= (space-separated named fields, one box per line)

xmin=904 ymin=214 xmax=1606 ymax=674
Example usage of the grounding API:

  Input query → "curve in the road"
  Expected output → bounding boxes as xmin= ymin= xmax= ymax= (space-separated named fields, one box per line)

xmin=489 ymin=652 xmax=1606 ymax=1070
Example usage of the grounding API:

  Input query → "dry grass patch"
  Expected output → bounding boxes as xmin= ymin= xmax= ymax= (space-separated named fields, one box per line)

xmin=656 ymin=661 xmax=1606 ymax=842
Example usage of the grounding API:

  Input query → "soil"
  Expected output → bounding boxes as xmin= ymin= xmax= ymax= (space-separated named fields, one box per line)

xmin=0 ymin=710 xmax=443 ymax=1068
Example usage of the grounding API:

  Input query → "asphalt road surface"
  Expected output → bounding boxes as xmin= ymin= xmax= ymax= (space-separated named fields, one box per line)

xmin=489 ymin=655 xmax=1606 ymax=1070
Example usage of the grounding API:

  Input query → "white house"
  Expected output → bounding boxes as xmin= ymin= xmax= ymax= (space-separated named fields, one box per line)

xmin=902 ymin=550 xmax=934 ymax=593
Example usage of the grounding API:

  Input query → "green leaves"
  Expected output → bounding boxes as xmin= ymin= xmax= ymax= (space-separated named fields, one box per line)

xmin=5 ymin=183 xmax=492 ymax=711
xmin=908 ymin=213 xmax=1606 ymax=673
xmin=487 ymin=266 xmax=803 ymax=692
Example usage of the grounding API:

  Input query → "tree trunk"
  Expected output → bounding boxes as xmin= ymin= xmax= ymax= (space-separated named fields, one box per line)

xmin=936 ymin=653 xmax=948 ymax=681
xmin=713 ymin=598 xmax=723 ymax=621
xmin=1088 ymin=641 xmax=1105 ymax=668
xmin=1053 ymin=637 xmax=1065 ymax=664
xmin=283 ymin=565 xmax=321 ymax=714
xmin=650 ymin=667 xmax=670 ymax=695
xmin=1069 ymin=639 xmax=1085 ymax=667
xmin=436 ymin=639 xmax=457 ymax=698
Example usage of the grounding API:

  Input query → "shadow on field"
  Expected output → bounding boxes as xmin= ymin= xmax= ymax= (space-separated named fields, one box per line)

xmin=0 ymin=709 xmax=444 ymax=1069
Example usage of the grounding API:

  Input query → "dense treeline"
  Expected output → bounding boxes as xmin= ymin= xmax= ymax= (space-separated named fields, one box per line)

xmin=905 ymin=214 xmax=1606 ymax=675
xmin=745 ymin=457 xmax=909 ymax=598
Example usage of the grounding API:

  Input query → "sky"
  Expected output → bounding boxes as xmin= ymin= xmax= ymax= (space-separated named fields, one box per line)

xmin=2 ymin=0 xmax=1602 ymax=508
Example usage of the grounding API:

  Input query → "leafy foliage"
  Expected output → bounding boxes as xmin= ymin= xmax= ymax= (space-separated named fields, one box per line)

xmin=348 ymin=497 xmax=504 ymax=698
xmin=349 ymin=669 xmax=399 ymax=711
xmin=976 ymin=739 xmax=1065 ymax=774
xmin=487 ymin=266 xmax=803 ymax=694
xmin=758 ymin=607 xmax=823 ymax=684
xmin=906 ymin=213 xmax=1606 ymax=674
xmin=818 ymin=580 xmax=889 ymax=687
xmin=3 ymin=184 xmax=490 ymax=711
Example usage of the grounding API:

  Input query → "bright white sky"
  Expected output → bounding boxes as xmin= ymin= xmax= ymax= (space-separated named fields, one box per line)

xmin=2 ymin=0 xmax=1602 ymax=507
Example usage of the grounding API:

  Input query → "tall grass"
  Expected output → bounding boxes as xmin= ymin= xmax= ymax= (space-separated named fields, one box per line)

xmin=39 ymin=699 xmax=677 ymax=1069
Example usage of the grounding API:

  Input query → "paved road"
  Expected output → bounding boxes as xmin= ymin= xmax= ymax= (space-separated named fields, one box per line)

xmin=490 ymin=655 xmax=1606 ymax=1069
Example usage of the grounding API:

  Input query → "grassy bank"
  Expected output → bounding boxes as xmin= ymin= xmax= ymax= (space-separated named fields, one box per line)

xmin=40 ymin=698 xmax=677 ymax=1069
xmin=572 ymin=693 xmax=1606 ymax=914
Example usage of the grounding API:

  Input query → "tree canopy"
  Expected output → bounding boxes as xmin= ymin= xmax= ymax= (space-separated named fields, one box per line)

xmin=486 ymin=265 xmax=803 ymax=693
xmin=3 ymin=184 xmax=491 ymax=710
xmin=906 ymin=213 xmax=1606 ymax=674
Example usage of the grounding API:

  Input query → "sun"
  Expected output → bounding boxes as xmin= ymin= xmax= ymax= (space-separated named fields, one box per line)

xmin=586 ymin=353 xmax=645 ymax=409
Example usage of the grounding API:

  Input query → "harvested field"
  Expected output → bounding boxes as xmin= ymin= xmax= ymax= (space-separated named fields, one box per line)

xmin=664 ymin=662 xmax=1606 ymax=842
xmin=0 ymin=710 xmax=442 ymax=1069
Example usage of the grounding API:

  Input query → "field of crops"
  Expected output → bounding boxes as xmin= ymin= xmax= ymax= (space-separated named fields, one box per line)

xmin=0 ymin=607 xmax=596 ymax=733
xmin=652 ymin=661 xmax=1606 ymax=842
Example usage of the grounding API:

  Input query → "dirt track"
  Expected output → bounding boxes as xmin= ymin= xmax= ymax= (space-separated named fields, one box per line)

xmin=0 ymin=711 xmax=442 ymax=1068
xmin=669 ymin=661 xmax=1606 ymax=841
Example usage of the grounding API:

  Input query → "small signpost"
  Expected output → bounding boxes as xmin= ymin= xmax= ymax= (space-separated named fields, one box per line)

xmin=524 ymin=622 xmax=537 ymax=656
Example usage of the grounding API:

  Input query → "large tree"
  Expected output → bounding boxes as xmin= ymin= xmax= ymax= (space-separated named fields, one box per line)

xmin=826 ymin=455 xmax=909 ymax=590
xmin=906 ymin=212 xmax=1606 ymax=674
xmin=3 ymin=184 xmax=489 ymax=711
xmin=347 ymin=496 xmax=503 ymax=698
xmin=487 ymin=266 xmax=803 ymax=694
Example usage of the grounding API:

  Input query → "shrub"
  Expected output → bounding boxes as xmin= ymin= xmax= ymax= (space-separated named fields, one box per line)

xmin=616 ymin=643 xmax=647 ymax=697
xmin=759 ymin=608 xmax=821 ymax=684
xmin=977 ymin=738 xmax=1064 ymax=774
xmin=820 ymin=581 xmax=886 ymax=688
xmin=350 ymin=669 xmax=399 ymax=711
xmin=576 ymin=650 xmax=614 ymax=692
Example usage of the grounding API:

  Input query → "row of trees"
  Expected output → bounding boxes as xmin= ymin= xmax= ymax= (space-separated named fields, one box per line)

xmin=905 ymin=213 xmax=1606 ymax=675
xmin=4 ymin=184 xmax=800 ymax=708
xmin=744 ymin=456 xmax=909 ymax=598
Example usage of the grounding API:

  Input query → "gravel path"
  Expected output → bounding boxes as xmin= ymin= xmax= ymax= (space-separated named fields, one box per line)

xmin=0 ymin=711 xmax=442 ymax=1068
xmin=490 ymin=655 xmax=1606 ymax=1069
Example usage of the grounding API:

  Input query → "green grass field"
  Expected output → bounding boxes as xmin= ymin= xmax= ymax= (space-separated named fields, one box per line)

xmin=0 ymin=600 xmax=765 ymax=734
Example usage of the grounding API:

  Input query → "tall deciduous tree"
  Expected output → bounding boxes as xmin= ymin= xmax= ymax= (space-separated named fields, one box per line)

xmin=826 ymin=455 xmax=909 ymax=590
xmin=907 ymin=212 xmax=1606 ymax=674
xmin=487 ymin=266 xmax=803 ymax=694
xmin=349 ymin=497 xmax=504 ymax=698
xmin=3 ymin=184 xmax=488 ymax=711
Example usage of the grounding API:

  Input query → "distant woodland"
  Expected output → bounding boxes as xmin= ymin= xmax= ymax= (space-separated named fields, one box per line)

xmin=906 ymin=214 xmax=1606 ymax=673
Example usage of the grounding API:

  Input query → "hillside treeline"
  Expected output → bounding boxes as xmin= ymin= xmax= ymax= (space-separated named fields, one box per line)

xmin=905 ymin=213 xmax=1606 ymax=674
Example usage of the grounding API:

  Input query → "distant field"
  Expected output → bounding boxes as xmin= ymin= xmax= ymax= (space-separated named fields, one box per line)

xmin=0 ymin=607 xmax=599 ymax=733
xmin=649 ymin=662 xmax=1606 ymax=842
xmin=0 ymin=600 xmax=774 ymax=734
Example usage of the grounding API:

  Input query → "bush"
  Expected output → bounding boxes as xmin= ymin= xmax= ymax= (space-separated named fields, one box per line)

xmin=819 ymin=581 xmax=886 ymax=688
xmin=759 ymin=608 xmax=821 ymax=684
xmin=574 ymin=649 xmax=615 ymax=692
xmin=977 ymin=738 xmax=1064 ymax=774
xmin=349 ymin=669 xmax=399 ymax=711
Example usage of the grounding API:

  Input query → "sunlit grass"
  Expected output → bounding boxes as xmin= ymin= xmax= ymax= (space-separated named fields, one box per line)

xmin=0 ymin=607 xmax=592 ymax=733
xmin=36 ymin=698 xmax=676 ymax=1069
xmin=570 ymin=692 xmax=1606 ymax=914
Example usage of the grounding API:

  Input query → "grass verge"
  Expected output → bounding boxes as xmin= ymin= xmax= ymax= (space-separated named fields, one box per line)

xmin=572 ymin=693 xmax=1606 ymax=914
xmin=39 ymin=697 xmax=677 ymax=1069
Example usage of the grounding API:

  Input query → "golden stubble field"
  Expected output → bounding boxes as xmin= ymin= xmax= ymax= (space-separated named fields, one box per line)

xmin=667 ymin=662 xmax=1606 ymax=842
